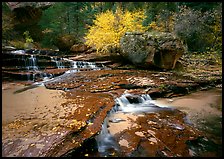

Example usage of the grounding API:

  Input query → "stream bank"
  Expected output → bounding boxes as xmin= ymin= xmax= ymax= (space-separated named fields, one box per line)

xmin=2 ymin=49 xmax=222 ymax=157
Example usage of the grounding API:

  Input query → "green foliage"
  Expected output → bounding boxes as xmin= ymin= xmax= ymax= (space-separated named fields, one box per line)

xmin=159 ymin=84 xmax=167 ymax=90
xmin=2 ymin=2 xmax=15 ymax=41
xmin=38 ymin=3 xmax=67 ymax=47
xmin=23 ymin=31 xmax=34 ymax=43
xmin=173 ymin=3 xmax=222 ymax=53
xmin=2 ymin=2 xmax=222 ymax=55
xmin=38 ymin=2 xmax=97 ymax=48
xmin=142 ymin=2 xmax=178 ymax=27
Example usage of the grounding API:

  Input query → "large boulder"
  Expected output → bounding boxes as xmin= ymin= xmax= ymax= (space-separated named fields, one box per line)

xmin=54 ymin=34 xmax=78 ymax=52
xmin=120 ymin=31 xmax=187 ymax=69
xmin=70 ymin=43 xmax=90 ymax=53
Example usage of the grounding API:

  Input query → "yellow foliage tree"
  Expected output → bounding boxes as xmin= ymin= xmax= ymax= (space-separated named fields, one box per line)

xmin=149 ymin=15 xmax=175 ymax=32
xmin=85 ymin=8 xmax=147 ymax=54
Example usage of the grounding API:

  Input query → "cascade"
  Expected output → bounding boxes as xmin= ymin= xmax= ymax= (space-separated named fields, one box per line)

xmin=96 ymin=93 xmax=171 ymax=156
xmin=50 ymin=57 xmax=65 ymax=69
xmin=96 ymin=118 xmax=120 ymax=156
xmin=114 ymin=93 xmax=162 ymax=113
xmin=11 ymin=50 xmax=25 ymax=54
xmin=26 ymin=55 xmax=38 ymax=70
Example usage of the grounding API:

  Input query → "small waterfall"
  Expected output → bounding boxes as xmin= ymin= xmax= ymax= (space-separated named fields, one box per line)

xmin=4 ymin=49 xmax=107 ymax=84
xmin=96 ymin=93 xmax=171 ymax=156
xmin=11 ymin=50 xmax=25 ymax=54
xmin=50 ymin=57 xmax=65 ymax=69
xmin=50 ymin=57 xmax=104 ymax=71
xmin=32 ymin=73 xmax=36 ymax=81
xmin=114 ymin=93 xmax=158 ymax=113
xmin=56 ymin=60 xmax=65 ymax=69
xmin=26 ymin=55 xmax=38 ymax=70
xmin=70 ymin=60 xmax=102 ymax=70
xmin=96 ymin=118 xmax=120 ymax=156
xmin=27 ymin=73 xmax=31 ymax=81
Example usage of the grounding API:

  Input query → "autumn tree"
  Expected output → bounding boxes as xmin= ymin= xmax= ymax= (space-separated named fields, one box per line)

xmin=85 ymin=8 xmax=147 ymax=54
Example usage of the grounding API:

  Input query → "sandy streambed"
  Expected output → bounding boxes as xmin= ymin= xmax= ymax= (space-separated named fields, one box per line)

xmin=154 ymin=88 xmax=222 ymax=131
xmin=2 ymin=83 xmax=66 ymax=126
xmin=2 ymin=83 xmax=69 ymax=157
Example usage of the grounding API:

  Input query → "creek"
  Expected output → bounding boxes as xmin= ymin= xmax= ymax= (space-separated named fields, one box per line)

xmin=2 ymin=49 xmax=222 ymax=157
xmin=2 ymin=49 xmax=106 ymax=82
xmin=93 ymin=90 xmax=222 ymax=157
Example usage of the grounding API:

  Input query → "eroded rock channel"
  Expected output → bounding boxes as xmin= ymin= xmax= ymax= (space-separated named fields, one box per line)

xmin=2 ymin=50 xmax=222 ymax=157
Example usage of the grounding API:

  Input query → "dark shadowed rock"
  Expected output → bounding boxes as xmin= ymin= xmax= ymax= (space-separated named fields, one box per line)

xmin=55 ymin=34 xmax=78 ymax=52
xmin=120 ymin=31 xmax=187 ymax=69
xmin=4 ymin=2 xmax=54 ymax=43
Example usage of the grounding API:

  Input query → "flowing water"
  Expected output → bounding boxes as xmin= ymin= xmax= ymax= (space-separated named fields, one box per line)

xmin=2 ymin=49 xmax=222 ymax=157
xmin=94 ymin=90 xmax=222 ymax=157
xmin=3 ymin=49 xmax=106 ymax=82
xmin=3 ymin=49 xmax=106 ymax=93
xmin=95 ymin=93 xmax=178 ymax=157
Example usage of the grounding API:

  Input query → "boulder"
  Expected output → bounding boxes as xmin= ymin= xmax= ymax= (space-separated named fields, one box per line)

xmin=5 ymin=2 xmax=54 ymax=11
xmin=70 ymin=44 xmax=90 ymax=53
xmin=120 ymin=31 xmax=187 ymax=69
xmin=55 ymin=34 xmax=78 ymax=52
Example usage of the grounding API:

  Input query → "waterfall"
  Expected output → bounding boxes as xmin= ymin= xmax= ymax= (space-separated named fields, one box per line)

xmin=26 ymin=55 xmax=38 ymax=70
xmin=11 ymin=50 xmax=25 ymax=54
xmin=114 ymin=93 xmax=158 ymax=113
xmin=50 ymin=57 xmax=65 ymax=69
xmin=27 ymin=73 xmax=31 ymax=81
xmin=96 ymin=93 xmax=172 ymax=156
xmin=96 ymin=118 xmax=120 ymax=156
xmin=70 ymin=59 xmax=102 ymax=70
xmin=50 ymin=57 xmax=104 ymax=71
xmin=5 ymin=49 xmax=107 ymax=85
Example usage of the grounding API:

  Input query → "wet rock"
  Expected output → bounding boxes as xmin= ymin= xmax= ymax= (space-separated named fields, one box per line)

xmin=44 ymin=69 xmax=222 ymax=98
xmin=43 ymin=90 xmax=115 ymax=157
xmin=113 ymin=109 xmax=203 ymax=157
xmin=2 ymin=45 xmax=17 ymax=51
xmin=120 ymin=31 xmax=187 ymax=69
xmin=70 ymin=44 xmax=90 ymax=53
xmin=2 ymin=87 xmax=115 ymax=157
xmin=2 ymin=48 xmax=222 ymax=157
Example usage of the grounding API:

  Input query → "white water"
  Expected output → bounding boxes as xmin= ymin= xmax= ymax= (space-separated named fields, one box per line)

xmin=9 ymin=49 xmax=105 ymax=81
xmin=96 ymin=93 xmax=171 ymax=156
xmin=114 ymin=93 xmax=169 ymax=113
xmin=96 ymin=118 xmax=120 ymax=155
xmin=13 ymin=54 xmax=106 ymax=92
xmin=50 ymin=57 xmax=65 ymax=69
xmin=50 ymin=57 xmax=105 ymax=73
xmin=26 ymin=55 xmax=38 ymax=70
xmin=24 ymin=55 xmax=45 ymax=81
xmin=11 ymin=50 xmax=26 ymax=54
